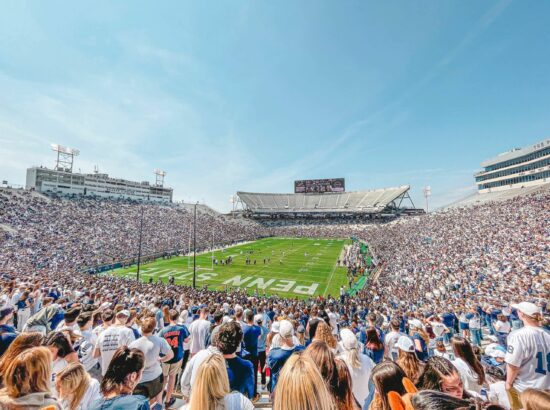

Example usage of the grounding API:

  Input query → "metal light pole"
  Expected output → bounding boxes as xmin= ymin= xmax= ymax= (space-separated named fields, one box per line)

xmin=192 ymin=202 xmax=197 ymax=289
xmin=423 ymin=186 xmax=432 ymax=213
xmin=136 ymin=206 xmax=144 ymax=282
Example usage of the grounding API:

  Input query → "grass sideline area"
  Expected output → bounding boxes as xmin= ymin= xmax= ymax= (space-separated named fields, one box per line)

xmin=111 ymin=237 xmax=351 ymax=298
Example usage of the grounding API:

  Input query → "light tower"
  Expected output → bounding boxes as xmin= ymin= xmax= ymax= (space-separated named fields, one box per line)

xmin=423 ymin=186 xmax=432 ymax=213
xmin=51 ymin=144 xmax=80 ymax=172
xmin=153 ymin=169 xmax=166 ymax=187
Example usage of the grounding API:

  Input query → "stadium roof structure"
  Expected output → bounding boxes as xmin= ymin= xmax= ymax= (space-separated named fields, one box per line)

xmin=236 ymin=185 xmax=414 ymax=217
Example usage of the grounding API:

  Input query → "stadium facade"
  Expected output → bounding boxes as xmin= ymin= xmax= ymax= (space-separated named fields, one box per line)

xmin=26 ymin=166 xmax=173 ymax=202
xmin=475 ymin=137 xmax=550 ymax=193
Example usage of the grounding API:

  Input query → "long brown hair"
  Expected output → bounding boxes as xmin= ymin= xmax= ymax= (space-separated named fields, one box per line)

xmin=397 ymin=349 xmax=422 ymax=383
xmin=521 ymin=388 xmax=550 ymax=410
xmin=335 ymin=359 xmax=360 ymax=410
xmin=0 ymin=332 xmax=43 ymax=385
xmin=100 ymin=347 xmax=144 ymax=396
xmin=3 ymin=346 xmax=52 ymax=398
xmin=451 ymin=336 xmax=485 ymax=385
xmin=370 ymin=361 xmax=407 ymax=410
xmin=56 ymin=362 xmax=90 ymax=410
xmin=306 ymin=340 xmax=338 ymax=395
xmin=365 ymin=327 xmax=383 ymax=350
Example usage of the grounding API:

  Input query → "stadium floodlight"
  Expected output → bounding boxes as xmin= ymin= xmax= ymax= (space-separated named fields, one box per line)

xmin=423 ymin=186 xmax=432 ymax=213
xmin=153 ymin=169 xmax=167 ymax=187
xmin=51 ymin=143 xmax=80 ymax=173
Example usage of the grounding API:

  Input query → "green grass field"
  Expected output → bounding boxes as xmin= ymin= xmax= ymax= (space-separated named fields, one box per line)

xmin=111 ymin=237 xmax=350 ymax=298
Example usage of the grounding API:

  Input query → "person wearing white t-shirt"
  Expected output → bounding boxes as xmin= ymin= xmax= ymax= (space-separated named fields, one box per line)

xmin=188 ymin=308 xmax=211 ymax=355
xmin=129 ymin=317 xmax=173 ymax=406
xmin=76 ymin=312 xmax=100 ymax=378
xmin=494 ymin=314 xmax=511 ymax=347
xmin=326 ymin=305 xmax=339 ymax=336
xmin=93 ymin=310 xmax=135 ymax=376
xmin=337 ymin=328 xmax=375 ymax=405
xmin=505 ymin=302 xmax=550 ymax=409
xmin=451 ymin=337 xmax=485 ymax=397
xmin=384 ymin=319 xmax=405 ymax=361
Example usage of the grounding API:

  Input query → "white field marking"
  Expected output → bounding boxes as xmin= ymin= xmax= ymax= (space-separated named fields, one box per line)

xmin=323 ymin=261 xmax=340 ymax=297
xmin=299 ymin=268 xmax=309 ymax=272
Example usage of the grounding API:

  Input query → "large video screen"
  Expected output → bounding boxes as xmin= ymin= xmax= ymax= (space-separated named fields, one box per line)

xmin=294 ymin=178 xmax=345 ymax=194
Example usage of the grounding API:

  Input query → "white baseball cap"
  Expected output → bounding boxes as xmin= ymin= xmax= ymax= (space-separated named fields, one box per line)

xmin=511 ymin=302 xmax=541 ymax=317
xmin=254 ymin=314 xmax=263 ymax=324
xmin=396 ymin=336 xmax=415 ymax=353
xmin=340 ymin=329 xmax=358 ymax=350
xmin=279 ymin=320 xmax=294 ymax=338
xmin=409 ymin=319 xmax=423 ymax=329
xmin=272 ymin=321 xmax=280 ymax=334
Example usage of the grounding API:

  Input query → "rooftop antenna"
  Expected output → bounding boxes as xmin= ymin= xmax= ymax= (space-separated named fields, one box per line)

xmin=153 ymin=169 xmax=166 ymax=187
xmin=51 ymin=144 xmax=79 ymax=173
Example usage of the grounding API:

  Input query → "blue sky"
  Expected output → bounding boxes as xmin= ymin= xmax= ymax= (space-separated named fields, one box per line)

xmin=1 ymin=0 xmax=549 ymax=211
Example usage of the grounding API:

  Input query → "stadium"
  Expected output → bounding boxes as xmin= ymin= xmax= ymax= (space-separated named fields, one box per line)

xmin=1 ymin=137 xmax=549 ymax=410
xmin=1 ymin=3 xmax=550 ymax=409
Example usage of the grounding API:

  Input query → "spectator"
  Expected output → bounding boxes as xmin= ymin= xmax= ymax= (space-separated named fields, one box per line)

xmin=90 ymin=347 xmax=148 ymax=410
xmin=129 ymin=317 xmax=173 ymax=407
xmin=0 ymin=306 xmax=17 ymax=357
xmin=93 ymin=309 xmax=136 ymax=376
xmin=56 ymin=362 xmax=101 ymax=410
xmin=416 ymin=356 xmax=465 ymax=399
xmin=158 ymin=309 xmax=190 ymax=409
xmin=396 ymin=336 xmax=423 ymax=384
xmin=0 ymin=332 xmax=43 ymax=386
xmin=364 ymin=327 xmax=384 ymax=364
xmin=272 ymin=353 xmax=336 ymax=410
xmin=182 ymin=353 xmax=254 ymax=410
xmin=368 ymin=361 xmax=408 ymax=410
xmin=520 ymin=388 xmax=550 ymax=410
xmin=505 ymin=302 xmax=550 ymax=409
xmin=338 ymin=328 xmax=375 ymax=406
xmin=267 ymin=320 xmax=304 ymax=393
xmin=241 ymin=309 xmax=261 ymax=401
xmin=188 ymin=308 xmax=210 ymax=355
xmin=255 ymin=314 xmax=269 ymax=389
xmin=0 ymin=346 xmax=62 ymax=409
xmin=451 ymin=336 xmax=486 ymax=397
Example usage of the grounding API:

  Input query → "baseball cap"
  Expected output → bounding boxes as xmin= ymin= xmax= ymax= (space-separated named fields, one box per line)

xmin=272 ymin=321 xmax=280 ymax=334
xmin=340 ymin=329 xmax=358 ymax=350
xmin=279 ymin=320 xmax=294 ymax=338
xmin=297 ymin=325 xmax=305 ymax=334
xmin=511 ymin=302 xmax=541 ymax=317
xmin=409 ymin=319 xmax=423 ymax=329
xmin=117 ymin=310 xmax=130 ymax=317
xmin=254 ymin=314 xmax=263 ymax=324
xmin=396 ymin=336 xmax=415 ymax=353
xmin=0 ymin=306 xmax=14 ymax=320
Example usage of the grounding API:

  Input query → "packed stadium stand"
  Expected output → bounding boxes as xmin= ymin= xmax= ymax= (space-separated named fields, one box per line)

xmin=237 ymin=185 xmax=414 ymax=218
xmin=447 ymin=182 xmax=550 ymax=208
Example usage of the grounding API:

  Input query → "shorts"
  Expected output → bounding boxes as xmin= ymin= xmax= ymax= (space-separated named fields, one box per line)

xmin=459 ymin=322 xmax=469 ymax=330
xmin=162 ymin=359 xmax=182 ymax=377
xmin=134 ymin=374 xmax=164 ymax=399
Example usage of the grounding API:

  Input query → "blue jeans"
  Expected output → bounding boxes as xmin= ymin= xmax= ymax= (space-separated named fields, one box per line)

xmin=362 ymin=380 xmax=375 ymax=410
xmin=471 ymin=328 xmax=482 ymax=346
xmin=497 ymin=332 xmax=508 ymax=347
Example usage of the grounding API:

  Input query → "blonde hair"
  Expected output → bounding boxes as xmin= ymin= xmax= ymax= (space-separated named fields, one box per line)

xmin=521 ymin=388 xmax=550 ymax=410
xmin=397 ymin=349 xmax=421 ymax=383
xmin=338 ymin=346 xmax=361 ymax=369
xmin=273 ymin=353 xmax=336 ymax=410
xmin=314 ymin=321 xmax=337 ymax=349
xmin=3 ymin=346 xmax=52 ymax=398
xmin=56 ymin=362 xmax=90 ymax=410
xmin=188 ymin=354 xmax=229 ymax=410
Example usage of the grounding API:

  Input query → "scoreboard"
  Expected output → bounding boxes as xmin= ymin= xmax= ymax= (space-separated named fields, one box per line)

xmin=294 ymin=178 xmax=345 ymax=194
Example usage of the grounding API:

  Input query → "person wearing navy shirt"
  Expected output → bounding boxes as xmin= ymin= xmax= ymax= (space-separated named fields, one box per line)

xmin=158 ymin=309 xmax=190 ymax=408
xmin=242 ymin=310 xmax=261 ymax=401
xmin=217 ymin=321 xmax=255 ymax=399
xmin=267 ymin=320 xmax=304 ymax=393
xmin=441 ymin=310 xmax=456 ymax=342
xmin=0 ymin=307 xmax=17 ymax=357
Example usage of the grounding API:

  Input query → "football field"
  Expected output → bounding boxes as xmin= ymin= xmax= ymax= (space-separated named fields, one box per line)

xmin=111 ymin=237 xmax=350 ymax=298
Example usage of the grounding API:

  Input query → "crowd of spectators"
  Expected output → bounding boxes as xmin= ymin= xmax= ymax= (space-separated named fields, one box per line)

xmin=0 ymin=188 xmax=548 ymax=409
